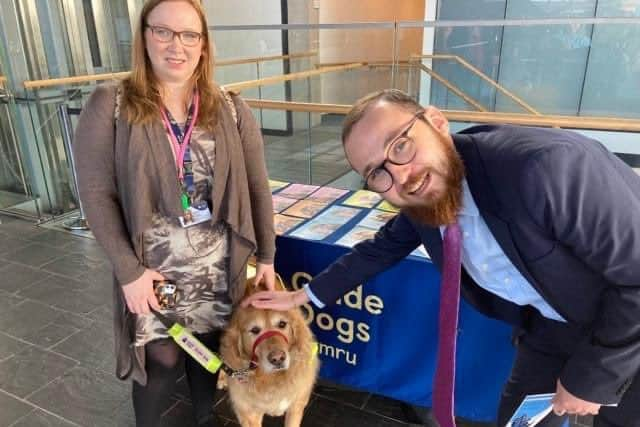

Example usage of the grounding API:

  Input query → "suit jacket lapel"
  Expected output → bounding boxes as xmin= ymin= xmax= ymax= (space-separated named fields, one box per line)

xmin=423 ymin=227 xmax=444 ymax=267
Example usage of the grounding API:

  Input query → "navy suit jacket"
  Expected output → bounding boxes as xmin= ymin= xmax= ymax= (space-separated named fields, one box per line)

xmin=309 ymin=124 xmax=640 ymax=404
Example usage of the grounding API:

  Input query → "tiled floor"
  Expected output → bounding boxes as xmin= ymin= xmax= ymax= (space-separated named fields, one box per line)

xmin=0 ymin=214 xmax=594 ymax=427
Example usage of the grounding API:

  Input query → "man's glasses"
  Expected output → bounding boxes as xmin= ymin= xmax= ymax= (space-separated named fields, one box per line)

xmin=363 ymin=111 xmax=424 ymax=193
xmin=146 ymin=25 xmax=202 ymax=47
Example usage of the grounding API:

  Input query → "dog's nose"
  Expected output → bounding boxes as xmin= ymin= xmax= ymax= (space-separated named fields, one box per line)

xmin=268 ymin=350 xmax=286 ymax=367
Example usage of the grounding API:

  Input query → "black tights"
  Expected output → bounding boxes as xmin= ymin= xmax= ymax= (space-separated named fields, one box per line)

xmin=132 ymin=331 xmax=221 ymax=427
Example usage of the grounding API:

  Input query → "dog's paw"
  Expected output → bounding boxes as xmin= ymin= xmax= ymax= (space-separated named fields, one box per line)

xmin=217 ymin=370 xmax=228 ymax=390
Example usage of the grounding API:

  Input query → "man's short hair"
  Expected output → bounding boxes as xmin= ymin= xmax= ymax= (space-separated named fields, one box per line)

xmin=341 ymin=89 xmax=422 ymax=145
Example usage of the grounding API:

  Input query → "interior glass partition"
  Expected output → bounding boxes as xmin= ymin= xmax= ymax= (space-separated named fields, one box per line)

xmin=19 ymin=85 xmax=95 ymax=218
xmin=396 ymin=18 xmax=640 ymax=174
xmin=5 ymin=17 xmax=640 ymax=222
xmin=215 ymin=23 xmax=397 ymax=190
xmin=397 ymin=17 xmax=640 ymax=118
xmin=0 ymin=37 xmax=39 ymax=217
xmin=0 ymin=0 xmax=132 ymax=220
xmin=580 ymin=22 xmax=640 ymax=117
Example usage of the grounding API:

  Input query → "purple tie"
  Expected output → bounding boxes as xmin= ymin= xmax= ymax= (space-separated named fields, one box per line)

xmin=433 ymin=223 xmax=462 ymax=427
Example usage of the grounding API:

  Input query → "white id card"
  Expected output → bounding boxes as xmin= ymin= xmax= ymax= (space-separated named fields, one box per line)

xmin=179 ymin=200 xmax=212 ymax=228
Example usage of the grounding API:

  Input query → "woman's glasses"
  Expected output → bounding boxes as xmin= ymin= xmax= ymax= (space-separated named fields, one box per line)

xmin=146 ymin=25 xmax=202 ymax=47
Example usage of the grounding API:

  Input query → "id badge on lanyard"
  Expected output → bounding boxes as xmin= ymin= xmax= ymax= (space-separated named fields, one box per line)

xmin=161 ymin=90 xmax=212 ymax=228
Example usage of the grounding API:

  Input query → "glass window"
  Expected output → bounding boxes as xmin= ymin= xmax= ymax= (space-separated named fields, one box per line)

xmin=495 ymin=0 xmax=597 ymax=114
xmin=433 ymin=0 xmax=506 ymax=111
xmin=580 ymin=1 xmax=640 ymax=117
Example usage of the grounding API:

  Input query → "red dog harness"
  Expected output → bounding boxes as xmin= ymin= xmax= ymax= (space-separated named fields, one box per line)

xmin=250 ymin=330 xmax=289 ymax=367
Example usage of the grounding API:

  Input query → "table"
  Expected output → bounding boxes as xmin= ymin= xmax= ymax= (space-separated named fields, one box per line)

xmin=270 ymin=185 xmax=515 ymax=422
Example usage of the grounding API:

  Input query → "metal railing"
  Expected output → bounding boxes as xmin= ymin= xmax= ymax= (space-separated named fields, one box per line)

xmin=57 ymin=105 xmax=88 ymax=230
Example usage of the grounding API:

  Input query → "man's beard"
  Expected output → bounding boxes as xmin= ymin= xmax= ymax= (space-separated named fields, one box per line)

xmin=404 ymin=142 xmax=465 ymax=227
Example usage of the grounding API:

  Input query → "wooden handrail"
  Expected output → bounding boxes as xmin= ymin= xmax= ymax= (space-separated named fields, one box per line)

xmin=444 ymin=110 xmax=640 ymax=132
xmin=22 ymin=51 xmax=318 ymax=89
xmin=245 ymin=99 xmax=351 ymax=114
xmin=417 ymin=64 xmax=487 ymax=112
xmin=16 ymin=60 xmax=640 ymax=132
xmin=244 ymin=99 xmax=640 ymax=132
xmin=23 ymin=61 xmax=359 ymax=93
xmin=414 ymin=54 xmax=541 ymax=115
xmin=24 ymin=72 xmax=130 ymax=89
xmin=224 ymin=63 xmax=363 ymax=91
xmin=217 ymin=51 xmax=316 ymax=67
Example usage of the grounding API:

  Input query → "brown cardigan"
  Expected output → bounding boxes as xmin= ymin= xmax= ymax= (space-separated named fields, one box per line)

xmin=73 ymin=83 xmax=275 ymax=384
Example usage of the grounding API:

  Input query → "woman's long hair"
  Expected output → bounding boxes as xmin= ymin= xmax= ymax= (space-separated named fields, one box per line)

xmin=121 ymin=0 xmax=221 ymax=132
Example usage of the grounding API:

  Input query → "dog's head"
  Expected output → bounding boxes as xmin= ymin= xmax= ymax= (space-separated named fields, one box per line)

xmin=220 ymin=277 xmax=312 ymax=375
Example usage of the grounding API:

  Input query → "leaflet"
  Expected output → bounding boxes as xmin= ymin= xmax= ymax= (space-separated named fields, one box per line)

xmin=278 ymin=183 xmax=320 ymax=200
xmin=335 ymin=226 xmax=377 ymax=248
xmin=358 ymin=209 xmax=397 ymax=230
xmin=273 ymin=214 xmax=304 ymax=235
xmin=343 ymin=190 xmax=382 ymax=208
xmin=282 ymin=200 xmax=328 ymax=218
xmin=506 ymin=393 xmax=554 ymax=427
xmin=376 ymin=200 xmax=400 ymax=213
xmin=313 ymin=205 xmax=361 ymax=224
xmin=307 ymin=186 xmax=349 ymax=203
xmin=272 ymin=195 xmax=298 ymax=213
xmin=289 ymin=221 xmax=341 ymax=241
xmin=289 ymin=205 xmax=361 ymax=241
xmin=269 ymin=179 xmax=289 ymax=192
xmin=506 ymin=393 xmax=616 ymax=427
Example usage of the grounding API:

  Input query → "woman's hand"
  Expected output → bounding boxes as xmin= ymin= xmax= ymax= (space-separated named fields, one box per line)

xmin=242 ymin=288 xmax=309 ymax=311
xmin=122 ymin=269 xmax=165 ymax=314
xmin=253 ymin=262 xmax=276 ymax=290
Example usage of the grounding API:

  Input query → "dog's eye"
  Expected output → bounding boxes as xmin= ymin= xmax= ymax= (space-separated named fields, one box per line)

xmin=249 ymin=326 xmax=261 ymax=335
xmin=277 ymin=320 xmax=287 ymax=329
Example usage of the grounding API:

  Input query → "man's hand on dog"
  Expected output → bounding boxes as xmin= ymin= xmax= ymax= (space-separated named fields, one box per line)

xmin=122 ymin=268 xmax=164 ymax=314
xmin=242 ymin=288 xmax=309 ymax=310
xmin=254 ymin=262 xmax=276 ymax=290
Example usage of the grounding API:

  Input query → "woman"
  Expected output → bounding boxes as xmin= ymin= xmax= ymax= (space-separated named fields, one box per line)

xmin=73 ymin=1 xmax=276 ymax=425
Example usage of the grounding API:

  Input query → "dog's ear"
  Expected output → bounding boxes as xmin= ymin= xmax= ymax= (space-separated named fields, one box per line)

xmin=220 ymin=318 xmax=247 ymax=366
xmin=244 ymin=276 xmax=257 ymax=298
xmin=288 ymin=307 xmax=312 ymax=354
xmin=244 ymin=276 xmax=270 ymax=298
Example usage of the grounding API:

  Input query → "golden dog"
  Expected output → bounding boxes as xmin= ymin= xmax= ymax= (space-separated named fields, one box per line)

xmin=220 ymin=278 xmax=319 ymax=427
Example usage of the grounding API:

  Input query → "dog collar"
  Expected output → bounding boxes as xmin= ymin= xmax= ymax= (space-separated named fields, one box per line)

xmin=251 ymin=330 xmax=289 ymax=365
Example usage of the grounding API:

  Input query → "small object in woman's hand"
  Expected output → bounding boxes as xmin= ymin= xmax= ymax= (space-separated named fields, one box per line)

xmin=153 ymin=280 xmax=178 ymax=309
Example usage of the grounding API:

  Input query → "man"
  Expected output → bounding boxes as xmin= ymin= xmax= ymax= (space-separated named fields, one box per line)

xmin=245 ymin=89 xmax=640 ymax=426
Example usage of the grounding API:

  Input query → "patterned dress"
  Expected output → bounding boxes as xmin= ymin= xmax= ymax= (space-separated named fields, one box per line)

xmin=134 ymin=128 xmax=232 ymax=346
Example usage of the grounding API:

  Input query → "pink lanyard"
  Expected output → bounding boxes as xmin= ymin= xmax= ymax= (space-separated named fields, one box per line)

xmin=160 ymin=90 xmax=200 ymax=181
